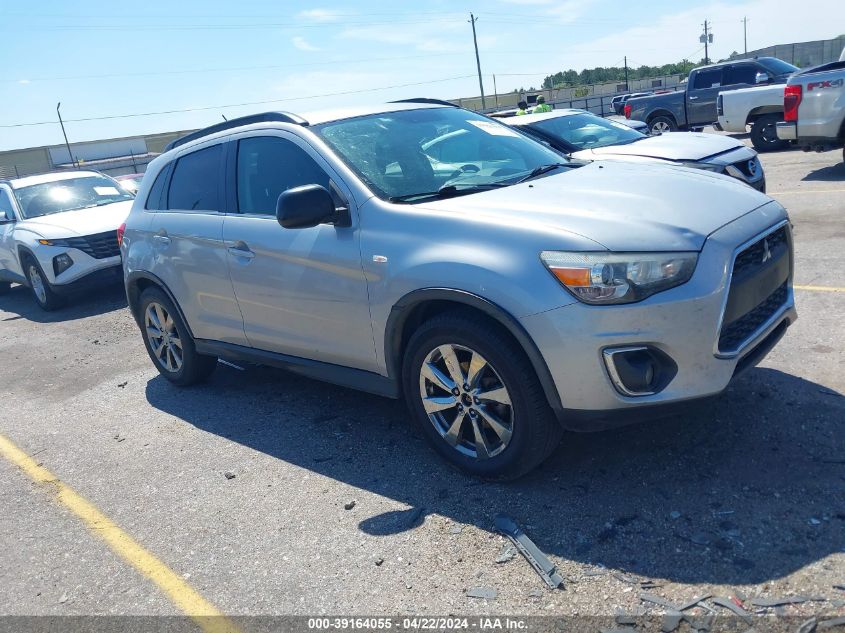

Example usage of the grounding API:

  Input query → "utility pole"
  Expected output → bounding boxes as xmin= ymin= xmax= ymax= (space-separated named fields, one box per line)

xmin=624 ymin=56 xmax=629 ymax=91
xmin=742 ymin=16 xmax=748 ymax=54
xmin=469 ymin=13 xmax=486 ymax=110
xmin=700 ymin=20 xmax=713 ymax=64
xmin=56 ymin=102 xmax=76 ymax=168
xmin=493 ymin=74 xmax=499 ymax=109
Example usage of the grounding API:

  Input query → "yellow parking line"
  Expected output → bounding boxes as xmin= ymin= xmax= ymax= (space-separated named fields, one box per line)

xmin=795 ymin=285 xmax=845 ymax=293
xmin=768 ymin=189 xmax=845 ymax=195
xmin=0 ymin=433 xmax=241 ymax=633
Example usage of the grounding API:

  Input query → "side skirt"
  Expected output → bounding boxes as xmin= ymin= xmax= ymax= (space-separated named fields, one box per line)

xmin=194 ymin=339 xmax=399 ymax=399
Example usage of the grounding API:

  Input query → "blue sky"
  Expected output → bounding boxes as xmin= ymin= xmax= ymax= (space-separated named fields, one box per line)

xmin=0 ymin=0 xmax=840 ymax=150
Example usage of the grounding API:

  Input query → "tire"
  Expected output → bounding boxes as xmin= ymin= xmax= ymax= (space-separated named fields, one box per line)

xmin=750 ymin=114 xmax=789 ymax=152
xmin=23 ymin=255 xmax=63 ymax=311
xmin=648 ymin=115 xmax=677 ymax=135
xmin=138 ymin=286 xmax=217 ymax=386
xmin=402 ymin=310 xmax=562 ymax=480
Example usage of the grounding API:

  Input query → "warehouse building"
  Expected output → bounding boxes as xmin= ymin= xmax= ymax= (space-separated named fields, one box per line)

xmin=0 ymin=130 xmax=194 ymax=179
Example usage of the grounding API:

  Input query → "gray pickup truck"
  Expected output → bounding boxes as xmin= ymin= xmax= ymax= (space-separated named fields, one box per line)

xmin=776 ymin=60 xmax=845 ymax=163
xmin=625 ymin=57 xmax=798 ymax=135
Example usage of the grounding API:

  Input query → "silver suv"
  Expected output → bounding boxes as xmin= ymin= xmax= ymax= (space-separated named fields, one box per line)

xmin=122 ymin=102 xmax=796 ymax=479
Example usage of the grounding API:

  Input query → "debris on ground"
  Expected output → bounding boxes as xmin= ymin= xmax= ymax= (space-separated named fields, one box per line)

xmin=374 ymin=558 xmax=384 ymax=567
xmin=466 ymin=586 xmax=497 ymax=600
xmin=495 ymin=544 xmax=517 ymax=564
xmin=224 ymin=471 xmax=236 ymax=480
xmin=117 ymin=381 xmax=127 ymax=388
xmin=796 ymin=617 xmax=817 ymax=633
xmin=613 ymin=571 xmax=639 ymax=584
xmin=494 ymin=514 xmax=563 ymax=590
xmin=749 ymin=596 xmax=811 ymax=607
xmin=343 ymin=500 xmax=356 ymax=510
xmin=449 ymin=525 xmax=463 ymax=534
xmin=819 ymin=617 xmax=845 ymax=630
xmin=639 ymin=592 xmax=681 ymax=610
xmin=661 ymin=610 xmax=684 ymax=632
xmin=711 ymin=596 xmax=753 ymax=622
xmin=676 ymin=594 xmax=712 ymax=611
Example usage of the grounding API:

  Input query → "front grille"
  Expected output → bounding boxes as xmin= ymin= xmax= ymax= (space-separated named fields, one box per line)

xmin=719 ymin=282 xmax=788 ymax=352
xmin=718 ymin=226 xmax=790 ymax=354
xmin=733 ymin=227 xmax=787 ymax=276
xmin=61 ymin=231 xmax=120 ymax=259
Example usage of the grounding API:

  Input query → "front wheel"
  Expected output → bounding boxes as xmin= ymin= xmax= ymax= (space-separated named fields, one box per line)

xmin=403 ymin=311 xmax=562 ymax=480
xmin=138 ymin=287 xmax=217 ymax=386
xmin=24 ymin=257 xmax=63 ymax=311
xmin=649 ymin=115 xmax=677 ymax=135
xmin=750 ymin=114 xmax=789 ymax=152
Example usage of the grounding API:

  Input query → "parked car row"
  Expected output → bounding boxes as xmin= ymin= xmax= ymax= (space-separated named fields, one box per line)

xmin=1 ymin=100 xmax=796 ymax=479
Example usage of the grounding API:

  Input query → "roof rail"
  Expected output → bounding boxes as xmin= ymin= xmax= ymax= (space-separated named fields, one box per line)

xmin=390 ymin=98 xmax=460 ymax=108
xmin=164 ymin=111 xmax=309 ymax=152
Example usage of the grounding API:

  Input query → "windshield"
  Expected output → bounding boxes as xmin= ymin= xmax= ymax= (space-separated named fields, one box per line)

xmin=760 ymin=58 xmax=800 ymax=74
xmin=312 ymin=107 xmax=570 ymax=202
xmin=529 ymin=113 xmax=646 ymax=150
xmin=14 ymin=175 xmax=134 ymax=219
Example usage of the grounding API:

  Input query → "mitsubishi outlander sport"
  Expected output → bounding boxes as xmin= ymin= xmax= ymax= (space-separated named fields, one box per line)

xmin=121 ymin=102 xmax=796 ymax=479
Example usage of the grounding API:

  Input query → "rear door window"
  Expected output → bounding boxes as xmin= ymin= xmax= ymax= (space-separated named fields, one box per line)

xmin=723 ymin=64 xmax=758 ymax=86
xmin=692 ymin=68 xmax=723 ymax=89
xmin=167 ymin=144 xmax=222 ymax=211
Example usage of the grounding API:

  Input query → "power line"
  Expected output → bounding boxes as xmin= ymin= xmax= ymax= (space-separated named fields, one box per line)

xmin=0 ymin=75 xmax=476 ymax=129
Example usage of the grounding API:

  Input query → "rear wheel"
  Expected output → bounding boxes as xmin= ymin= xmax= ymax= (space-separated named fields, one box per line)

xmin=23 ymin=256 xmax=63 ymax=311
xmin=649 ymin=115 xmax=677 ymax=135
xmin=138 ymin=287 xmax=217 ymax=386
xmin=750 ymin=114 xmax=789 ymax=152
xmin=403 ymin=311 xmax=562 ymax=480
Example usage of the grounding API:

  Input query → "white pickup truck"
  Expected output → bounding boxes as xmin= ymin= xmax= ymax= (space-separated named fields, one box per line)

xmin=716 ymin=84 xmax=788 ymax=152
xmin=776 ymin=59 xmax=845 ymax=163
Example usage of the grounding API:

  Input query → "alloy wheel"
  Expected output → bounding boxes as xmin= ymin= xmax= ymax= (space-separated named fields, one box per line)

xmin=28 ymin=265 xmax=47 ymax=304
xmin=144 ymin=302 xmax=183 ymax=373
xmin=418 ymin=344 xmax=514 ymax=459
xmin=652 ymin=121 xmax=671 ymax=134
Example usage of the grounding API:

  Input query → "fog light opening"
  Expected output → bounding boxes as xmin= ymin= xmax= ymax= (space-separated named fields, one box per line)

xmin=602 ymin=346 xmax=677 ymax=397
xmin=53 ymin=253 xmax=74 ymax=276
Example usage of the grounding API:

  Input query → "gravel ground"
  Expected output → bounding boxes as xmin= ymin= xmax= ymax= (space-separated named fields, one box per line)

xmin=1 ymin=139 xmax=843 ymax=628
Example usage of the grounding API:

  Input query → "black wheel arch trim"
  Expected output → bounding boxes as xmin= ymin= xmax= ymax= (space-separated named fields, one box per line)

xmin=125 ymin=271 xmax=195 ymax=339
xmin=385 ymin=288 xmax=564 ymax=414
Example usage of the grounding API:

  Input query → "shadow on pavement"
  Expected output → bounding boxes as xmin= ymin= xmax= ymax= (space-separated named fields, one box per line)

xmin=0 ymin=282 xmax=127 ymax=323
xmin=802 ymin=161 xmax=845 ymax=182
xmin=145 ymin=363 xmax=844 ymax=586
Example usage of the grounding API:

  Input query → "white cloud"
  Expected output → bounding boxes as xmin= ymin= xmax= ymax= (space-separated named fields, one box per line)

xmin=292 ymin=36 xmax=321 ymax=52
xmin=297 ymin=8 xmax=344 ymax=22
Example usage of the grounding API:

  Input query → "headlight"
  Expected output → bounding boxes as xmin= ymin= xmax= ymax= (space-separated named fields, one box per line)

xmin=540 ymin=251 xmax=698 ymax=305
xmin=678 ymin=161 xmax=724 ymax=173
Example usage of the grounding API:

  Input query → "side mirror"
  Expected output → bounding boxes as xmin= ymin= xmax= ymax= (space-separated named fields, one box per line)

xmin=276 ymin=184 xmax=341 ymax=229
xmin=755 ymin=71 xmax=771 ymax=84
xmin=0 ymin=209 xmax=15 ymax=224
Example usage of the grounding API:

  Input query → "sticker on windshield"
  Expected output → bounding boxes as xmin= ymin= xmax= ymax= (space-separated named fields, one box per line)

xmin=467 ymin=120 xmax=521 ymax=137
xmin=94 ymin=186 xmax=119 ymax=196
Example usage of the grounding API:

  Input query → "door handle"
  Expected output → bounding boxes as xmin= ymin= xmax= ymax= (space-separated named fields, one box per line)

xmin=152 ymin=234 xmax=171 ymax=246
xmin=688 ymin=96 xmax=699 ymax=100
xmin=227 ymin=244 xmax=255 ymax=260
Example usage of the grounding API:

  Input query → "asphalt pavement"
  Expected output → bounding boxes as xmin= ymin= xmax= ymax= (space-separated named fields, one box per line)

xmin=1 ymin=140 xmax=843 ymax=628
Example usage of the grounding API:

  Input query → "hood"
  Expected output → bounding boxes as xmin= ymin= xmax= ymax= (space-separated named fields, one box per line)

xmin=19 ymin=200 xmax=132 ymax=238
xmin=415 ymin=161 xmax=773 ymax=252
xmin=578 ymin=132 xmax=745 ymax=162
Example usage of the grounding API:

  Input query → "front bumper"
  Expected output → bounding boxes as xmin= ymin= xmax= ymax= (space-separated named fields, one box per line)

xmin=51 ymin=263 xmax=123 ymax=295
xmin=520 ymin=204 xmax=795 ymax=430
xmin=776 ymin=121 xmax=797 ymax=141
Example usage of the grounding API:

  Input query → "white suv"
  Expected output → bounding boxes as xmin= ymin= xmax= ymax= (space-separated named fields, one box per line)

xmin=0 ymin=170 xmax=134 ymax=310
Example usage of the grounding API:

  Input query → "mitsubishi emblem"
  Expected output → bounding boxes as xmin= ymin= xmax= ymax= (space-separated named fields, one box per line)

xmin=761 ymin=238 xmax=772 ymax=263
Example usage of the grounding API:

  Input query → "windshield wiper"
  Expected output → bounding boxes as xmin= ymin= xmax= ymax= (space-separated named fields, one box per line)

xmin=516 ymin=163 xmax=570 ymax=184
xmin=389 ymin=182 xmax=509 ymax=203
